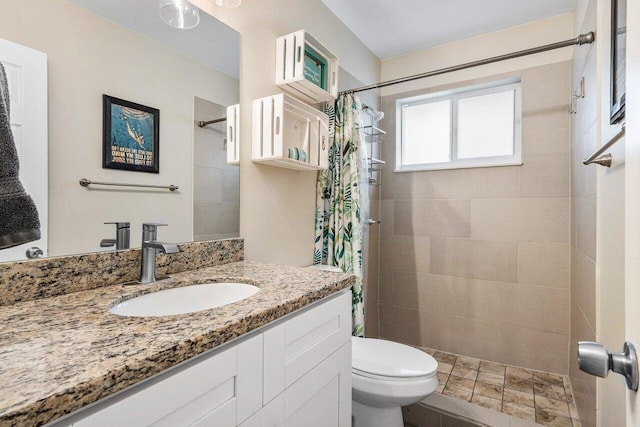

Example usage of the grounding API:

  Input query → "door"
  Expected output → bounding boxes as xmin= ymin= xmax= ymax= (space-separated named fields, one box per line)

xmin=625 ymin=0 xmax=640 ymax=424
xmin=0 ymin=37 xmax=47 ymax=262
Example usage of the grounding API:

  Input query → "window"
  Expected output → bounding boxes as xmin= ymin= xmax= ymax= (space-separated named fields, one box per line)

xmin=396 ymin=79 xmax=522 ymax=171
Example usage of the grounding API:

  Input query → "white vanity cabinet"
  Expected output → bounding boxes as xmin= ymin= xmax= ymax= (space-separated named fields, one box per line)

xmin=60 ymin=291 xmax=351 ymax=427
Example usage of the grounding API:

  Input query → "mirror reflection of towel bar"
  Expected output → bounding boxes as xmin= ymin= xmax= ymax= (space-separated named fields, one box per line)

xmin=79 ymin=178 xmax=179 ymax=192
xmin=197 ymin=117 xmax=227 ymax=128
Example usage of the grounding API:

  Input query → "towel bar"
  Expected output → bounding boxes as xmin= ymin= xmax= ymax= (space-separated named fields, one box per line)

xmin=583 ymin=126 xmax=625 ymax=167
xmin=79 ymin=178 xmax=178 ymax=192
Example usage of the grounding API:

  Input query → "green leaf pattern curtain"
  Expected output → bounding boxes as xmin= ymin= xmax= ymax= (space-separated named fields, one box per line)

xmin=314 ymin=94 xmax=365 ymax=337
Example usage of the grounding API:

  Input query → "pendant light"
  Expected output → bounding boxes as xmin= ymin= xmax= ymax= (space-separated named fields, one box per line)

xmin=159 ymin=0 xmax=200 ymax=29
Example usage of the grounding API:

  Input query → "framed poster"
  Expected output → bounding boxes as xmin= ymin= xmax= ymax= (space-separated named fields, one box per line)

xmin=303 ymin=45 xmax=328 ymax=90
xmin=610 ymin=0 xmax=626 ymax=124
xmin=103 ymin=95 xmax=160 ymax=173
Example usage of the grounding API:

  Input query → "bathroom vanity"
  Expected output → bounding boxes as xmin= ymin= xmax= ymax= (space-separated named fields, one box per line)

xmin=0 ymin=243 xmax=354 ymax=427
xmin=65 ymin=291 xmax=351 ymax=427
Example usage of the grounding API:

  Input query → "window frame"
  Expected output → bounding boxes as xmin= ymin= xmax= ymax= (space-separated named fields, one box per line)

xmin=395 ymin=79 xmax=523 ymax=172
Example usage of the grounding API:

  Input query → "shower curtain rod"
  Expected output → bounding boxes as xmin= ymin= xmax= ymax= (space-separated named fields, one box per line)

xmin=339 ymin=32 xmax=595 ymax=96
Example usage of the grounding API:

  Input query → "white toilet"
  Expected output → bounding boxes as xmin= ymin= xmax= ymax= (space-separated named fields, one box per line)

xmin=309 ymin=265 xmax=438 ymax=427
xmin=351 ymin=337 xmax=438 ymax=427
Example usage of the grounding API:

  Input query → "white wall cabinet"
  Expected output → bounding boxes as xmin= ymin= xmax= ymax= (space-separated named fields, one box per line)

xmin=252 ymin=93 xmax=329 ymax=171
xmin=60 ymin=291 xmax=351 ymax=427
xmin=275 ymin=30 xmax=338 ymax=104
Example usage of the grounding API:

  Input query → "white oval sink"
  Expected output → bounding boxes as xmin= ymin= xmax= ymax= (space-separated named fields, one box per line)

xmin=109 ymin=282 xmax=260 ymax=317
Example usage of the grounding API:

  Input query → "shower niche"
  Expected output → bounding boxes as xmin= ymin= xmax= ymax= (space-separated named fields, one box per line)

xmin=252 ymin=93 xmax=329 ymax=170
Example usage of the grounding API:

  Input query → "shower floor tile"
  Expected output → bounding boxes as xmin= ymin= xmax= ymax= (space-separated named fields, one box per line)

xmin=416 ymin=346 xmax=580 ymax=427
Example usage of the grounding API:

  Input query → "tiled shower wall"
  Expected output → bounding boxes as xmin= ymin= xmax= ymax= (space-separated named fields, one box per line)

xmin=193 ymin=97 xmax=240 ymax=241
xmin=569 ymin=1 xmax=598 ymax=425
xmin=378 ymin=61 xmax=572 ymax=374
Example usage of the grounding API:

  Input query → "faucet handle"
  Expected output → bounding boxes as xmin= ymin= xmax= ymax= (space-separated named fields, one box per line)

xmin=142 ymin=223 xmax=168 ymax=231
xmin=105 ymin=222 xmax=130 ymax=229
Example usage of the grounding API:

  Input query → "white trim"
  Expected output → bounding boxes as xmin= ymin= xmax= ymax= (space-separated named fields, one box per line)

xmin=395 ymin=78 xmax=522 ymax=172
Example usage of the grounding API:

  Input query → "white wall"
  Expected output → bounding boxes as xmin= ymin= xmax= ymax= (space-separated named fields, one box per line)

xmin=626 ymin=0 xmax=640 ymax=422
xmin=191 ymin=0 xmax=381 ymax=265
xmin=380 ymin=14 xmax=574 ymax=96
xmin=0 ymin=0 xmax=239 ymax=256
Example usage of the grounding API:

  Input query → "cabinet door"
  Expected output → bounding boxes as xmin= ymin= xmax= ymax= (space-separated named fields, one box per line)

xmin=263 ymin=292 xmax=351 ymax=404
xmin=283 ymin=342 xmax=351 ymax=427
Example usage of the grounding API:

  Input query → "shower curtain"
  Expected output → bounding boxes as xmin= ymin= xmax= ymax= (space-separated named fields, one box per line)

xmin=314 ymin=93 xmax=365 ymax=337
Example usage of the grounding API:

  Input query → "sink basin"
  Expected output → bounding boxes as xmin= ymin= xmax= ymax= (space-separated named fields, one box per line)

xmin=109 ymin=282 xmax=260 ymax=317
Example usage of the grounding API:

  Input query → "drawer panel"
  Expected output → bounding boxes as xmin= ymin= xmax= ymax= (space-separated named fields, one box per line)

xmin=74 ymin=343 xmax=239 ymax=426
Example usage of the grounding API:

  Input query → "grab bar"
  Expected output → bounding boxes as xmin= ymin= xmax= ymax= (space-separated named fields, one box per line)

xmin=79 ymin=178 xmax=179 ymax=192
xmin=583 ymin=126 xmax=625 ymax=167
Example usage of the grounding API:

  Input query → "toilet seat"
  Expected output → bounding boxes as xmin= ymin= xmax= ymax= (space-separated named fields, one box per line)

xmin=352 ymin=337 xmax=437 ymax=380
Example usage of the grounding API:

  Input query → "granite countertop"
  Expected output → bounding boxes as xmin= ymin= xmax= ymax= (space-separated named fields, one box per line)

xmin=0 ymin=261 xmax=354 ymax=427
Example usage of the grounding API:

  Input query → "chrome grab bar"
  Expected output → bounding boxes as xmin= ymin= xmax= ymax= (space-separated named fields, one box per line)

xmin=583 ymin=126 xmax=625 ymax=168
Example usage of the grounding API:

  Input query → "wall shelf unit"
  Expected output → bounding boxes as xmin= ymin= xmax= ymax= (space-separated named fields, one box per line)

xmin=252 ymin=93 xmax=329 ymax=171
xmin=275 ymin=30 xmax=338 ymax=104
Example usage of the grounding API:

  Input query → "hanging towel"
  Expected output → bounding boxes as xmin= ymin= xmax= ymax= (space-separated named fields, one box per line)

xmin=0 ymin=62 xmax=40 ymax=249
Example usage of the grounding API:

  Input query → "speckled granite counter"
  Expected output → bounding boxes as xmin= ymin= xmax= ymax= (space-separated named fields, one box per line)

xmin=0 ymin=261 xmax=354 ymax=427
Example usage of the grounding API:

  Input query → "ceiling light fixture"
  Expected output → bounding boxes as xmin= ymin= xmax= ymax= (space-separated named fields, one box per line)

xmin=159 ymin=0 xmax=200 ymax=29
xmin=215 ymin=0 xmax=241 ymax=8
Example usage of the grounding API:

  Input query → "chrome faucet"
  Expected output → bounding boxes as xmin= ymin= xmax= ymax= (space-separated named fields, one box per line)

xmin=100 ymin=221 xmax=131 ymax=250
xmin=139 ymin=223 xmax=179 ymax=284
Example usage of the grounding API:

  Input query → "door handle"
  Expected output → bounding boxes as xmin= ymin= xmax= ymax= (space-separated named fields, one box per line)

xmin=578 ymin=341 xmax=638 ymax=391
xmin=25 ymin=247 xmax=44 ymax=259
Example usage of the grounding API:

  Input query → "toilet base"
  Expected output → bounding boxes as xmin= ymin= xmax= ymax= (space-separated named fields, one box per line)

xmin=352 ymin=400 xmax=403 ymax=427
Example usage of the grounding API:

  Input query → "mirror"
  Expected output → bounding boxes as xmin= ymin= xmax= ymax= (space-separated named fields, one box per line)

xmin=0 ymin=0 xmax=240 ymax=261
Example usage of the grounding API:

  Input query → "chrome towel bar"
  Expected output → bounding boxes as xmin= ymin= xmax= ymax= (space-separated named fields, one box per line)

xmin=79 ymin=178 xmax=179 ymax=192
xmin=583 ymin=126 xmax=625 ymax=167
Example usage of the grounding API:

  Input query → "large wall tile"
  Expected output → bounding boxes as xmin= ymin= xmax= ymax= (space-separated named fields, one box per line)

xmin=380 ymin=235 xmax=430 ymax=273
xmin=470 ymin=198 xmax=570 ymax=243
xmin=517 ymin=242 xmax=570 ymax=288
xmin=571 ymin=249 xmax=596 ymax=335
xmin=511 ymin=285 xmax=570 ymax=334
xmin=380 ymin=200 xmax=395 ymax=236
xmin=430 ymin=238 xmax=517 ymax=282
xmin=394 ymin=200 xmax=470 ymax=237
xmin=569 ymin=303 xmax=597 ymax=427
xmin=512 ymin=328 xmax=569 ymax=374
xmin=427 ymin=167 xmax=519 ymax=200
xmin=392 ymin=271 xmax=470 ymax=317
xmin=518 ymin=152 xmax=570 ymax=198
xmin=468 ymin=280 xmax=516 ymax=324
xmin=379 ymin=268 xmax=393 ymax=305
xmin=576 ymin=193 xmax=597 ymax=261
xmin=521 ymin=61 xmax=571 ymax=113
xmin=522 ymin=109 xmax=571 ymax=156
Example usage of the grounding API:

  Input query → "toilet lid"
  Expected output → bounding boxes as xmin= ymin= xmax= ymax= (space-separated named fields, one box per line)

xmin=352 ymin=337 xmax=438 ymax=379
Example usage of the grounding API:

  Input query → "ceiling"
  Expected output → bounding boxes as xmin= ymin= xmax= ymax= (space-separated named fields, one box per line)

xmin=69 ymin=0 xmax=239 ymax=78
xmin=321 ymin=0 xmax=575 ymax=59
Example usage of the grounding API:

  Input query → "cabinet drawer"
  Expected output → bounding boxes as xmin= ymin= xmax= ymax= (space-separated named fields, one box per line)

xmin=263 ymin=291 xmax=351 ymax=404
xmin=72 ymin=334 xmax=263 ymax=427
